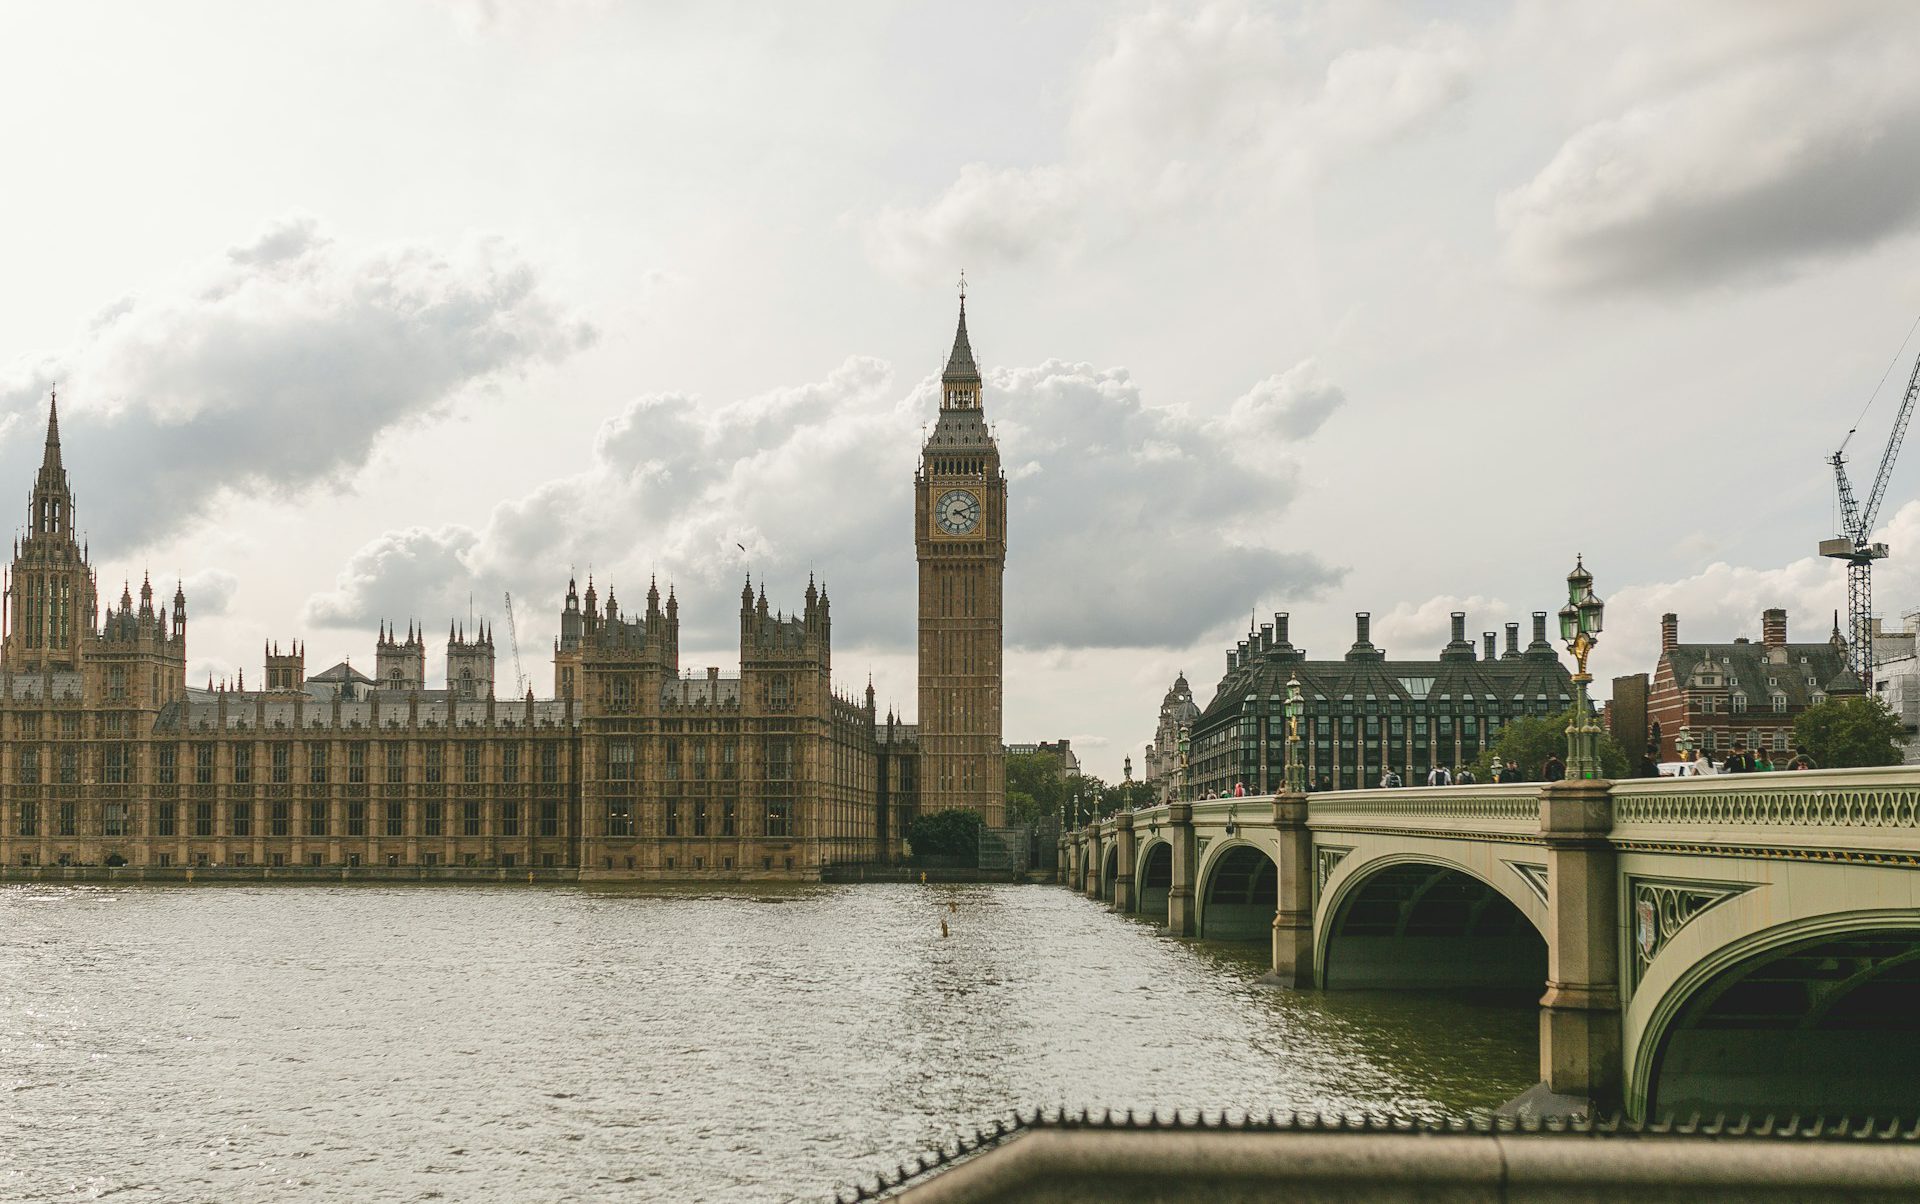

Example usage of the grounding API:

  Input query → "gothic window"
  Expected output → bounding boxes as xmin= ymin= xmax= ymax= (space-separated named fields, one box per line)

xmin=500 ymin=800 xmax=520 ymax=838
xmin=271 ymin=799 xmax=290 ymax=837
xmin=463 ymin=800 xmax=481 ymax=837
xmin=539 ymin=799 xmax=559 ymax=837
xmin=385 ymin=743 xmax=405 ymax=784
xmin=230 ymin=801 xmax=252 ymax=839
xmin=425 ymin=800 xmax=444 ymax=837
xmin=271 ymin=743 xmax=291 ymax=784
xmin=155 ymin=745 xmax=174 ymax=785
xmin=348 ymin=799 xmax=367 ymax=837
xmin=59 ymin=802 xmax=77 ymax=837
xmin=722 ymin=797 xmax=736 ymax=836
xmin=193 ymin=801 xmax=214 ymax=837
xmin=308 ymin=798 xmax=328 ymax=838
xmin=463 ymin=742 xmax=482 ymax=782
xmin=308 ymin=742 xmax=330 ymax=785
xmin=157 ymin=802 xmax=176 ymax=837
xmin=501 ymin=745 xmax=520 ymax=783
xmin=766 ymin=738 xmax=793 ymax=782
xmin=231 ymin=745 xmax=250 ymax=785
xmin=108 ymin=666 xmax=126 ymax=700
xmin=539 ymin=745 xmax=559 ymax=784
xmin=721 ymin=741 xmax=737 ymax=780
xmin=386 ymin=799 xmax=404 ymax=838
xmin=605 ymin=796 xmax=633 ymax=837
xmin=425 ymin=745 xmax=443 ymax=784
xmin=17 ymin=748 xmax=40 ymax=785
xmin=17 ymin=800 xmax=38 ymax=837
xmin=348 ymin=743 xmax=368 ymax=784
xmin=59 ymin=748 xmax=78 ymax=785
xmin=765 ymin=797 xmax=791 ymax=836
xmin=770 ymin=677 xmax=791 ymax=711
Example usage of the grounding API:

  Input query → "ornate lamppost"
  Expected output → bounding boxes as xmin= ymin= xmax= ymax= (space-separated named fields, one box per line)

xmin=1284 ymin=676 xmax=1307 ymax=793
xmin=1557 ymin=555 xmax=1607 ymax=781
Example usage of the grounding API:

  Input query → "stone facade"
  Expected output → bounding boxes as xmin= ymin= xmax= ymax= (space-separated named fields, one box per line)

xmin=1143 ymin=675 xmax=1199 ymax=802
xmin=0 ymin=312 xmax=1006 ymax=875
xmin=914 ymin=296 xmax=1007 ymax=825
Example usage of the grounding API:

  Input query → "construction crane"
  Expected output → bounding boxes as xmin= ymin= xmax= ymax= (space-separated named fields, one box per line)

xmin=503 ymin=591 xmax=529 ymax=697
xmin=1822 ymin=350 xmax=1920 ymax=691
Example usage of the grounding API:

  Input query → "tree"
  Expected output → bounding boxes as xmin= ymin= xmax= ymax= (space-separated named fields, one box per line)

xmin=1007 ymin=752 xmax=1066 ymax=823
xmin=1794 ymin=696 xmax=1907 ymax=768
xmin=908 ymin=808 xmax=986 ymax=863
xmin=1473 ymin=709 xmax=1629 ymax=781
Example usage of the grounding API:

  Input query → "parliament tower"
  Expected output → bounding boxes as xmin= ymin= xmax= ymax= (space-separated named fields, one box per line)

xmin=915 ymin=287 xmax=1007 ymax=825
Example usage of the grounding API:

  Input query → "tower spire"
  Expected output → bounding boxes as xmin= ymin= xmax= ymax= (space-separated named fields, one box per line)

xmin=42 ymin=386 xmax=63 ymax=474
xmin=943 ymin=278 xmax=979 ymax=383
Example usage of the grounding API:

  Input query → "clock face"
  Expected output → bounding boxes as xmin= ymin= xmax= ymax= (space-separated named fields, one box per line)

xmin=935 ymin=488 xmax=981 ymax=536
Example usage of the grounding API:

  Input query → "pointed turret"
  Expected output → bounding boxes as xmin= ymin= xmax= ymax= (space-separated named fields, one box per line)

xmin=943 ymin=292 xmax=979 ymax=384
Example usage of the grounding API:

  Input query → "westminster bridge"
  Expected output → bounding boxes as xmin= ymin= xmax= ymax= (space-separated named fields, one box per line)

xmin=1061 ymin=767 xmax=1920 ymax=1121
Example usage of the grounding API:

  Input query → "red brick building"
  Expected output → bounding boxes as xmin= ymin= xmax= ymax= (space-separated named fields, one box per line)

xmin=1646 ymin=608 xmax=1863 ymax=763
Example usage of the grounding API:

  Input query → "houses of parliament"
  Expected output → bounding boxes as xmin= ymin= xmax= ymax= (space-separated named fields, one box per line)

xmin=0 ymin=300 xmax=1007 ymax=879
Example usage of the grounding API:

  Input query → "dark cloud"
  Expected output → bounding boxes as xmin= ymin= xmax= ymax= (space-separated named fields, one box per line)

xmin=0 ymin=215 xmax=594 ymax=552
xmin=1501 ymin=40 xmax=1920 ymax=291
xmin=303 ymin=355 xmax=1345 ymax=655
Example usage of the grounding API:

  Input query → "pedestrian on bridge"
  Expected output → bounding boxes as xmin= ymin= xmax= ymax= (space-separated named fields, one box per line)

xmin=1542 ymin=753 xmax=1566 ymax=782
xmin=1455 ymin=765 xmax=1477 ymax=784
xmin=1427 ymin=765 xmax=1451 ymax=786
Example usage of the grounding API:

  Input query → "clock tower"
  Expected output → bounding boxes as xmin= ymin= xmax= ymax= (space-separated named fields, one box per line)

xmin=916 ymin=283 xmax=1007 ymax=826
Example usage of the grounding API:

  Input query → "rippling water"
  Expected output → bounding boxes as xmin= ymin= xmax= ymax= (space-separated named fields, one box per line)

xmin=0 ymin=883 xmax=1536 ymax=1202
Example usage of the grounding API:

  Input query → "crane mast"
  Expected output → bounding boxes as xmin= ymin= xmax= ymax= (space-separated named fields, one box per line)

xmin=503 ymin=591 xmax=529 ymax=697
xmin=1823 ymin=351 xmax=1920 ymax=691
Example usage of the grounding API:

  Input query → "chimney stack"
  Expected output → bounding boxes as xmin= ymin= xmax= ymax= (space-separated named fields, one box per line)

xmin=1451 ymin=612 xmax=1467 ymax=644
xmin=1504 ymin=622 xmax=1521 ymax=658
xmin=1483 ymin=631 xmax=1497 ymax=660
xmin=1260 ymin=623 xmax=1273 ymax=651
xmin=1763 ymin=608 xmax=1787 ymax=647
xmin=1275 ymin=612 xmax=1290 ymax=647
xmin=1356 ymin=612 xmax=1370 ymax=645
xmin=1661 ymin=612 xmax=1679 ymax=653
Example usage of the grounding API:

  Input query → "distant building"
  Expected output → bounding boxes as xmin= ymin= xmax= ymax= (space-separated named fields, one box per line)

xmin=1870 ymin=612 xmax=1920 ymax=666
xmin=1005 ymin=739 xmax=1079 ymax=776
xmin=1143 ymin=674 xmax=1199 ymax=802
xmin=1187 ymin=610 xmax=1572 ymax=796
xmin=1646 ymin=609 xmax=1861 ymax=762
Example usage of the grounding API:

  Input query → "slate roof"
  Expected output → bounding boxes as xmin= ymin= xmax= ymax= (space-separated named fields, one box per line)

xmin=1661 ymin=638 xmax=1860 ymax=705
xmin=1195 ymin=637 xmax=1571 ymax=731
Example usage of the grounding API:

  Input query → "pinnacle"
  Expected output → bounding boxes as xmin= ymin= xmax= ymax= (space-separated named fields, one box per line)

xmin=942 ymin=297 xmax=979 ymax=381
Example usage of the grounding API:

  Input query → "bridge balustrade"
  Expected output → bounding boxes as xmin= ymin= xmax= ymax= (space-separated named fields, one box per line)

xmin=1066 ymin=768 xmax=1920 ymax=1122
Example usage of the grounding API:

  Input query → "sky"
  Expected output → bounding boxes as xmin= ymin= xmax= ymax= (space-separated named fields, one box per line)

xmin=4 ymin=0 xmax=1920 ymax=780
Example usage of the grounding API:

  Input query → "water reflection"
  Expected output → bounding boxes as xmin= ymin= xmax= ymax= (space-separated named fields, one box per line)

xmin=0 ymin=882 xmax=1535 ymax=1202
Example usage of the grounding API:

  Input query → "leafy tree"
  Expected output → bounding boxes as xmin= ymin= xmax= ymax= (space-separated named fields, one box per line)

xmin=1004 ymin=790 xmax=1046 ymax=828
xmin=1472 ymin=709 xmax=1628 ymax=781
xmin=1794 ymin=696 xmax=1906 ymax=768
xmin=1007 ymin=752 xmax=1066 ymax=823
xmin=908 ymin=808 xmax=986 ymax=863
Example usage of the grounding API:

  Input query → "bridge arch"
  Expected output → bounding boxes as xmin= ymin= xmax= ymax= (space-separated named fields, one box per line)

xmin=1100 ymin=843 xmax=1119 ymax=903
xmin=1135 ymin=839 xmax=1172 ymax=919
xmin=1316 ymin=851 xmax=1547 ymax=991
xmin=1633 ymin=910 xmax=1920 ymax=1121
xmin=1196 ymin=840 xmax=1278 ymax=941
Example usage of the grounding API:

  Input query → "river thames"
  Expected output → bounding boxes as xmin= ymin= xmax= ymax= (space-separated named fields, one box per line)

xmin=1 ymin=882 xmax=1535 ymax=1202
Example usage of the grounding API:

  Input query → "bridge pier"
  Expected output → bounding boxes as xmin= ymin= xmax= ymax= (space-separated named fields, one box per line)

xmin=1165 ymin=803 xmax=1196 ymax=937
xmin=1112 ymin=813 xmax=1135 ymax=912
xmin=1265 ymin=793 xmax=1314 ymax=987
xmin=1537 ymin=780 xmax=1622 ymax=1110
xmin=1066 ymin=835 xmax=1082 ymax=892
xmin=1083 ymin=828 xmax=1101 ymax=898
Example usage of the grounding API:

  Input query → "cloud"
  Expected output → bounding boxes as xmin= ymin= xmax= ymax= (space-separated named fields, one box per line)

xmin=1587 ymin=499 xmax=1920 ymax=688
xmin=1216 ymin=361 xmax=1344 ymax=444
xmin=1500 ymin=10 xmax=1920 ymax=291
xmin=302 ymin=354 xmax=1346 ymax=656
xmin=866 ymin=3 xmax=1475 ymax=277
xmin=0 ymin=214 xmax=593 ymax=550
